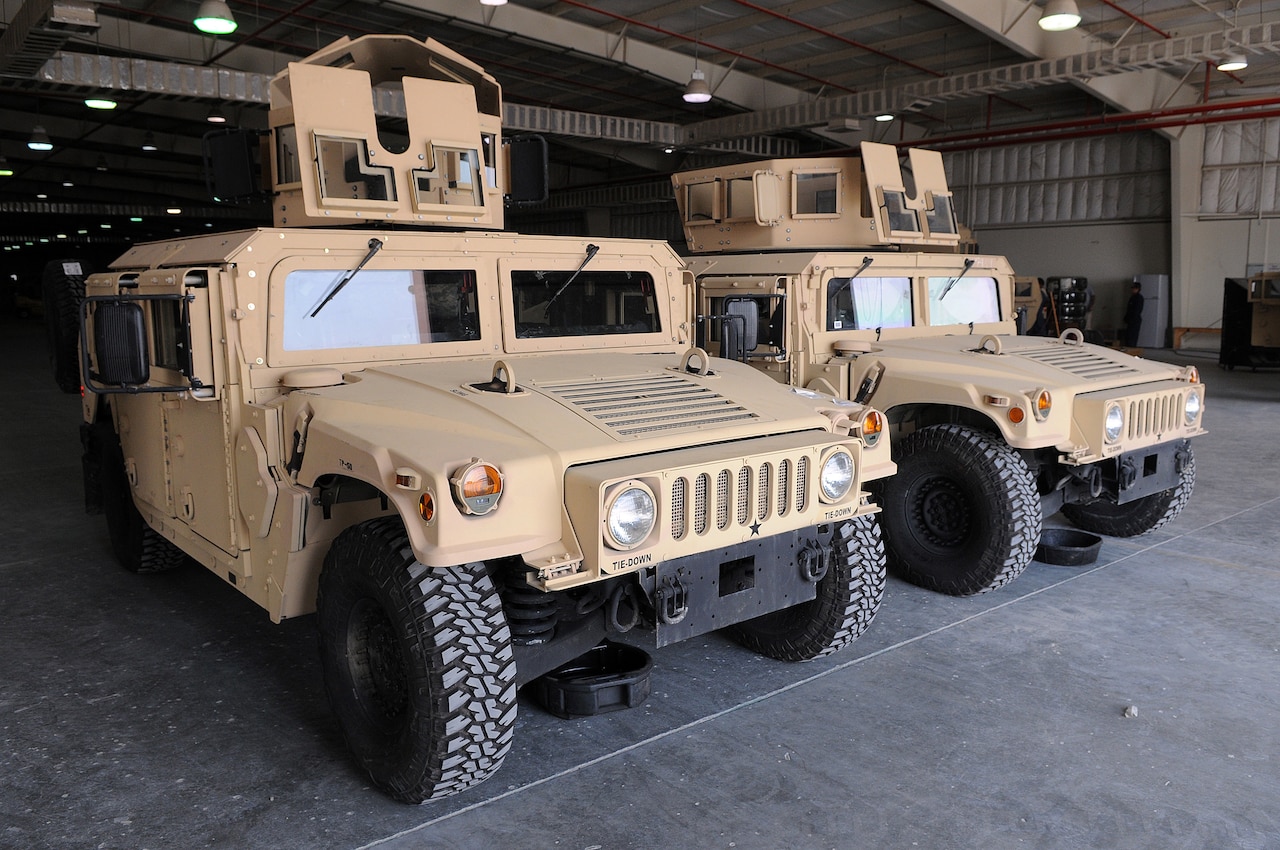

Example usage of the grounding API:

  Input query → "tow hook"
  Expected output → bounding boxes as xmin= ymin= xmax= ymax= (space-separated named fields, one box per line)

xmin=1118 ymin=456 xmax=1138 ymax=490
xmin=798 ymin=542 xmax=831 ymax=583
xmin=655 ymin=574 xmax=688 ymax=624
xmin=1175 ymin=441 xmax=1193 ymax=473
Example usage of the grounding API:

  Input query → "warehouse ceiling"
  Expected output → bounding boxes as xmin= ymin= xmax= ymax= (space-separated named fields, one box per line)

xmin=1 ymin=0 xmax=1278 ymax=253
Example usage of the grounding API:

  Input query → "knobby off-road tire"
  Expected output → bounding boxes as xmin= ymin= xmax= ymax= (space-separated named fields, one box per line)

xmin=42 ymin=259 xmax=90 ymax=394
xmin=728 ymin=514 xmax=887 ymax=662
xmin=1062 ymin=450 xmax=1196 ymax=538
xmin=317 ymin=517 xmax=518 ymax=803
xmin=99 ymin=429 xmax=187 ymax=574
xmin=873 ymin=424 xmax=1041 ymax=597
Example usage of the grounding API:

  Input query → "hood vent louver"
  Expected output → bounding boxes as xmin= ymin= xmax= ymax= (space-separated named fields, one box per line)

xmin=537 ymin=373 xmax=761 ymax=438
xmin=1018 ymin=345 xmax=1144 ymax=380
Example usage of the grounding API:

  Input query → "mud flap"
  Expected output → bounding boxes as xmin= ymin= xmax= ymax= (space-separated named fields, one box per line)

xmin=653 ymin=530 xmax=825 ymax=648
xmin=1116 ymin=439 xmax=1192 ymax=504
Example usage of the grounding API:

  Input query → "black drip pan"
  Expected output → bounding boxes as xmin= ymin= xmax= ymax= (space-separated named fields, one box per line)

xmin=527 ymin=640 xmax=653 ymax=719
xmin=1035 ymin=528 xmax=1103 ymax=566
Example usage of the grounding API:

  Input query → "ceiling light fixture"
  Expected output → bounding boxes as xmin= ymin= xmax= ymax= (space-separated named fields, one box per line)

xmin=193 ymin=0 xmax=237 ymax=35
xmin=206 ymin=107 xmax=228 ymax=124
xmin=683 ymin=68 xmax=712 ymax=103
xmin=141 ymin=132 xmax=158 ymax=151
xmin=85 ymin=97 xmax=117 ymax=110
xmin=1038 ymin=0 xmax=1081 ymax=32
xmin=1217 ymin=53 xmax=1248 ymax=72
xmin=479 ymin=0 xmax=507 ymax=6
xmin=0 ymin=156 xmax=13 ymax=178
xmin=28 ymin=125 xmax=53 ymax=151
xmin=875 ymin=113 xmax=895 ymax=123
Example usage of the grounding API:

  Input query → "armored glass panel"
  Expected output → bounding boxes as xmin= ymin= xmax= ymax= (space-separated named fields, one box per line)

xmin=925 ymin=194 xmax=958 ymax=235
xmin=794 ymin=171 xmax=839 ymax=216
xmin=314 ymin=135 xmax=396 ymax=202
xmin=152 ymin=298 xmax=186 ymax=371
xmin=826 ymin=276 xmax=912 ymax=331
xmin=413 ymin=146 xmax=484 ymax=207
xmin=275 ymin=124 xmax=301 ymax=186
xmin=927 ymin=276 xmax=1001 ymax=326
xmin=511 ymin=271 xmax=660 ymax=338
xmin=881 ymin=190 xmax=921 ymax=233
xmin=686 ymin=181 xmax=717 ymax=221
xmin=283 ymin=269 xmax=480 ymax=350
xmin=725 ymin=177 xmax=756 ymax=220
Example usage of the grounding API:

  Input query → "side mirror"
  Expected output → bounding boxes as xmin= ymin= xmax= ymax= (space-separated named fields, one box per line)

xmin=88 ymin=299 xmax=150 ymax=387
xmin=203 ymin=128 xmax=269 ymax=203
xmin=723 ymin=298 xmax=760 ymax=361
xmin=505 ymin=135 xmax=549 ymax=205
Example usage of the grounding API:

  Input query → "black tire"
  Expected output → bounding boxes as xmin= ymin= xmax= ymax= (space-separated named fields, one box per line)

xmin=42 ymin=259 xmax=90 ymax=394
xmin=1061 ymin=451 xmax=1195 ymax=537
xmin=728 ymin=514 xmax=886 ymax=661
xmin=872 ymin=424 xmax=1041 ymax=596
xmin=317 ymin=517 xmax=518 ymax=803
xmin=99 ymin=430 xmax=187 ymax=574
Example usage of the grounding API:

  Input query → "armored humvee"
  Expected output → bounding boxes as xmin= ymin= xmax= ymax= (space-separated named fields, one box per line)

xmin=673 ymin=143 xmax=1205 ymax=597
xmin=75 ymin=35 xmax=895 ymax=803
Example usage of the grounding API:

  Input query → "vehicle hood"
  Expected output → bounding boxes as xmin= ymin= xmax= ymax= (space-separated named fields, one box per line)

xmin=289 ymin=350 xmax=834 ymax=468
xmin=864 ymin=333 xmax=1188 ymax=395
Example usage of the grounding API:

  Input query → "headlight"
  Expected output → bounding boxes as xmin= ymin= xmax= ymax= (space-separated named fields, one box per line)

xmin=604 ymin=482 xmax=656 ymax=550
xmin=1104 ymin=404 xmax=1124 ymax=443
xmin=451 ymin=459 xmax=504 ymax=515
xmin=1184 ymin=390 xmax=1202 ymax=425
xmin=819 ymin=449 xmax=856 ymax=502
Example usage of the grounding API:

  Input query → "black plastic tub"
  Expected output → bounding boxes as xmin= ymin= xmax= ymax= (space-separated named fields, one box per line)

xmin=1034 ymin=527 xmax=1103 ymax=566
xmin=527 ymin=640 xmax=653 ymax=719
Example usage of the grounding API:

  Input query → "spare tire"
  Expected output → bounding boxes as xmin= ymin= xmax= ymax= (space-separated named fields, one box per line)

xmin=42 ymin=259 xmax=91 ymax=394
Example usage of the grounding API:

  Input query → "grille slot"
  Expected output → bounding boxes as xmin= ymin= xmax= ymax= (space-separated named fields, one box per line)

xmin=539 ymin=373 xmax=760 ymax=438
xmin=1127 ymin=391 xmax=1183 ymax=440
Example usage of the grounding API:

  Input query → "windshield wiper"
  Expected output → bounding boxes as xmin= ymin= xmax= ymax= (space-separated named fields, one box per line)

xmin=938 ymin=257 xmax=976 ymax=301
xmin=826 ymin=256 xmax=874 ymax=303
xmin=543 ymin=243 xmax=600 ymax=319
xmin=310 ymin=237 xmax=384 ymax=318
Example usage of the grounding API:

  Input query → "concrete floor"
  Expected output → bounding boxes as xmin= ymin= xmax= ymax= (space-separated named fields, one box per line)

xmin=2 ymin=313 xmax=1277 ymax=850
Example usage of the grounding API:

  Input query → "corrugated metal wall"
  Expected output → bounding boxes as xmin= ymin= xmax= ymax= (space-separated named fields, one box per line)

xmin=1200 ymin=119 xmax=1280 ymax=217
xmin=945 ymin=134 xmax=1171 ymax=229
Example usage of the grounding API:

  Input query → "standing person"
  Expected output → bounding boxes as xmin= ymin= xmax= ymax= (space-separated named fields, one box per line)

xmin=1123 ymin=280 xmax=1144 ymax=347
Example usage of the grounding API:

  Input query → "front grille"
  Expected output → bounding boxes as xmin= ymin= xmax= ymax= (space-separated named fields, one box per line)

xmin=1020 ymin=345 xmax=1144 ymax=380
xmin=670 ymin=455 xmax=811 ymax=541
xmin=1127 ymin=391 xmax=1185 ymax=440
xmin=538 ymin=373 xmax=760 ymax=438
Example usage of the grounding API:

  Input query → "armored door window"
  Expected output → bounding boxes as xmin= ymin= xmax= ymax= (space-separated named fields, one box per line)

xmin=880 ymin=190 xmax=921 ymax=234
xmin=283 ymin=268 xmax=480 ymax=350
xmin=927 ymin=275 xmax=1001 ymax=326
xmin=826 ymin=276 xmax=912 ymax=331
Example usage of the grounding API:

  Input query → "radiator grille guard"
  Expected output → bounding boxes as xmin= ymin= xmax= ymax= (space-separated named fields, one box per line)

xmin=555 ymin=432 xmax=868 ymax=591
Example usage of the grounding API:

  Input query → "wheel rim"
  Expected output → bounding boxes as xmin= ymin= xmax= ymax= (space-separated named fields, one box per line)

xmin=910 ymin=474 xmax=972 ymax=548
xmin=347 ymin=598 xmax=410 ymax=729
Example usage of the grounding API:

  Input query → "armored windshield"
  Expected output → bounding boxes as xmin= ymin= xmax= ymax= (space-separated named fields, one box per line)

xmin=511 ymin=270 xmax=660 ymax=338
xmin=926 ymin=276 xmax=1001 ymax=326
xmin=283 ymin=268 xmax=480 ymax=350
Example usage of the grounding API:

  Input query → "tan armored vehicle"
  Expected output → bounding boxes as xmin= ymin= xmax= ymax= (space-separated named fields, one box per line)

xmin=673 ymin=143 xmax=1205 ymax=597
xmin=74 ymin=35 xmax=895 ymax=803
